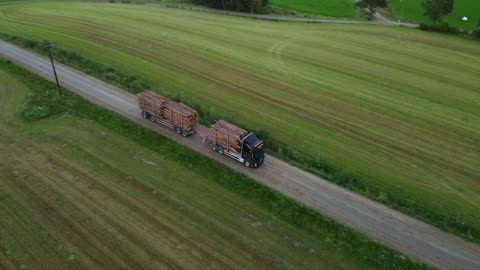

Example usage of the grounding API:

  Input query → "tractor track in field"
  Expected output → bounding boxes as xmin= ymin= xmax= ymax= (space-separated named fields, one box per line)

xmin=1 ymin=40 xmax=479 ymax=270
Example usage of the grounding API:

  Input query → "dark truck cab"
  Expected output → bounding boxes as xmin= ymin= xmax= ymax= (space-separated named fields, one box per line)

xmin=206 ymin=120 xmax=265 ymax=168
xmin=242 ymin=133 xmax=265 ymax=168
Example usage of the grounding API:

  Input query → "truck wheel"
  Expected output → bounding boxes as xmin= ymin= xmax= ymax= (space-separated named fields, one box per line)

xmin=211 ymin=144 xmax=218 ymax=151
xmin=175 ymin=127 xmax=181 ymax=134
xmin=181 ymin=130 xmax=189 ymax=137
xmin=150 ymin=115 xmax=155 ymax=122
xmin=244 ymin=161 xmax=251 ymax=167
xmin=141 ymin=111 xmax=149 ymax=118
xmin=218 ymin=148 xmax=224 ymax=155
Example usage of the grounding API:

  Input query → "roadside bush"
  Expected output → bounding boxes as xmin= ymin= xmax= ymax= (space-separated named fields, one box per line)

xmin=0 ymin=58 xmax=11 ymax=64
xmin=20 ymin=90 xmax=59 ymax=121
xmin=419 ymin=23 xmax=459 ymax=33
xmin=129 ymin=80 xmax=144 ymax=93
xmin=253 ymin=127 xmax=270 ymax=141
xmin=23 ymin=39 xmax=38 ymax=48
xmin=104 ymin=71 xmax=120 ymax=82
xmin=192 ymin=0 xmax=268 ymax=14
xmin=20 ymin=103 xmax=51 ymax=121
xmin=418 ymin=23 xmax=480 ymax=40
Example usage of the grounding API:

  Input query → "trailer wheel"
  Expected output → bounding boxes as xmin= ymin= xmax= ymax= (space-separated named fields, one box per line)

xmin=218 ymin=148 xmax=224 ymax=155
xmin=175 ymin=127 xmax=181 ymax=134
xmin=244 ymin=160 xmax=251 ymax=167
xmin=211 ymin=144 xmax=218 ymax=151
xmin=141 ymin=111 xmax=149 ymax=118
xmin=150 ymin=115 xmax=155 ymax=122
xmin=181 ymin=130 xmax=189 ymax=137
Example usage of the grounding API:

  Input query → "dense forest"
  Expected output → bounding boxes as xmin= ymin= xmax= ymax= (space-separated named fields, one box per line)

xmin=192 ymin=0 xmax=269 ymax=13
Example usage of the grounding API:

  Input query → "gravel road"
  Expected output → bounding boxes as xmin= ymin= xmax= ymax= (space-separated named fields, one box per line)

xmin=1 ymin=40 xmax=479 ymax=270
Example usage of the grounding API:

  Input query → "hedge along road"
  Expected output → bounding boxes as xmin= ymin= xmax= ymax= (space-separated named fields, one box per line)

xmin=1 ymin=40 xmax=479 ymax=270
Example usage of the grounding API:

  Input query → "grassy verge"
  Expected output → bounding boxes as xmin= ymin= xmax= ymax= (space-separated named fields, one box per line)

xmin=2 ymin=32 xmax=479 ymax=244
xmin=0 ymin=58 xmax=432 ymax=270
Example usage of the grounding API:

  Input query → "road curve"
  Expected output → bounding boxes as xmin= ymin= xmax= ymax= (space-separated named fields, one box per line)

xmin=1 ymin=40 xmax=479 ymax=270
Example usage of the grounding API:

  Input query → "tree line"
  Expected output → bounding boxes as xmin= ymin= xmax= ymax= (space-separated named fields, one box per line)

xmin=192 ymin=0 xmax=269 ymax=13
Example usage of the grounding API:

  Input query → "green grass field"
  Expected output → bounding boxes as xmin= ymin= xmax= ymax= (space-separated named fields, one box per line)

xmin=0 ymin=59 xmax=431 ymax=269
xmin=0 ymin=2 xmax=479 ymax=241
xmin=269 ymin=0 xmax=356 ymax=17
xmin=388 ymin=0 xmax=480 ymax=29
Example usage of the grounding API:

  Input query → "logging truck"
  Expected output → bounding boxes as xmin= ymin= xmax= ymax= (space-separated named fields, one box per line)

xmin=206 ymin=120 xmax=265 ymax=168
xmin=138 ymin=91 xmax=265 ymax=168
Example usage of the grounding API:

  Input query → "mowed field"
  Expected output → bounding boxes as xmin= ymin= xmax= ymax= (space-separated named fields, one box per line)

xmin=269 ymin=0 xmax=355 ymax=17
xmin=388 ymin=0 xmax=480 ymax=29
xmin=0 ymin=2 xmax=479 ymax=239
xmin=0 ymin=65 xmax=377 ymax=269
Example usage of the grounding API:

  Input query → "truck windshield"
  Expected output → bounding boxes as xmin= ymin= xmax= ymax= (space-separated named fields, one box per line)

xmin=245 ymin=134 xmax=263 ymax=152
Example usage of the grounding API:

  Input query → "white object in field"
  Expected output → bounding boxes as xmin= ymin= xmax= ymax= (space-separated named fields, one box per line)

xmin=462 ymin=17 xmax=468 ymax=21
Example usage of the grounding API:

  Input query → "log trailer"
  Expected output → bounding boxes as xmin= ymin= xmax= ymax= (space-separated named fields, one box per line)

xmin=138 ymin=91 xmax=199 ymax=137
xmin=138 ymin=91 xmax=265 ymax=168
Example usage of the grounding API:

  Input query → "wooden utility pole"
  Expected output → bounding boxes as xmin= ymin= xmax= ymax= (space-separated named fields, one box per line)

xmin=47 ymin=44 xmax=62 ymax=96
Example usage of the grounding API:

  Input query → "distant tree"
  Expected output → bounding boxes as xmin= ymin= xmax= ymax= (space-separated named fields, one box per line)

xmin=194 ymin=0 xmax=267 ymax=13
xmin=421 ymin=0 xmax=454 ymax=23
xmin=356 ymin=0 xmax=387 ymax=20
xmin=239 ymin=0 xmax=257 ymax=13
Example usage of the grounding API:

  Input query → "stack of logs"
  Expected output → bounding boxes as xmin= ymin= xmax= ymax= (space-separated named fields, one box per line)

xmin=138 ymin=91 xmax=199 ymax=131
xmin=208 ymin=120 xmax=249 ymax=153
